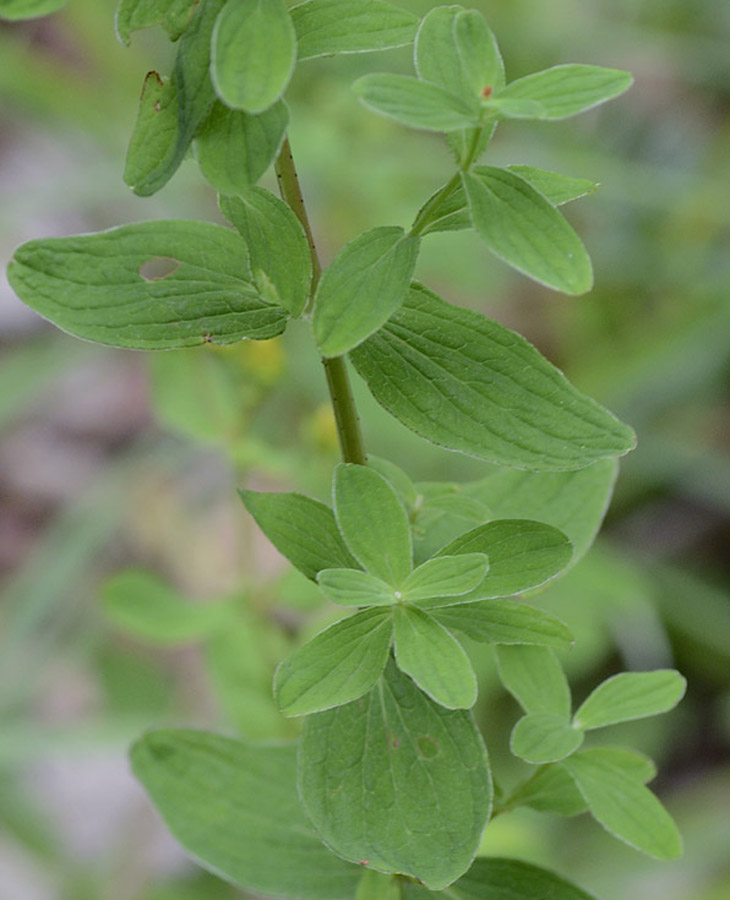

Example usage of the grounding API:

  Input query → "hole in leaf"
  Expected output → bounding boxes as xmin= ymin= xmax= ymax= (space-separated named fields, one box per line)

xmin=417 ymin=736 xmax=439 ymax=759
xmin=140 ymin=257 xmax=180 ymax=281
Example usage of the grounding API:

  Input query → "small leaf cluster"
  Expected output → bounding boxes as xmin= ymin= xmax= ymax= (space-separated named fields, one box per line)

xmin=242 ymin=462 xmax=574 ymax=715
xmin=496 ymin=645 xmax=686 ymax=859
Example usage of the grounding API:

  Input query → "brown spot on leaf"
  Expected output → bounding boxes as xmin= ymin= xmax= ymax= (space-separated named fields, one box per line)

xmin=482 ymin=85 xmax=493 ymax=98
xmin=140 ymin=257 xmax=180 ymax=281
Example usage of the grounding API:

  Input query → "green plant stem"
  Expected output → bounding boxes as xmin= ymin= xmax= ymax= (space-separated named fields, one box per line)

xmin=274 ymin=137 xmax=367 ymax=466
xmin=275 ymin=137 xmax=322 ymax=294
xmin=409 ymin=126 xmax=487 ymax=237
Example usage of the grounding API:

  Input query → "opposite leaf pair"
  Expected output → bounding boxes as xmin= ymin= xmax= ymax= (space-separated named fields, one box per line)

xmin=497 ymin=644 xmax=686 ymax=859
xmin=356 ymin=5 xmax=632 ymax=136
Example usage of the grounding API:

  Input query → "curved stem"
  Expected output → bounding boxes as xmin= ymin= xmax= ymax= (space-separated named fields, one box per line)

xmin=409 ymin=125 xmax=488 ymax=238
xmin=274 ymin=137 xmax=367 ymax=466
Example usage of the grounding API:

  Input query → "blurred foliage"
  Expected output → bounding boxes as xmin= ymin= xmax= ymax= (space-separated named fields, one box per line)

xmin=0 ymin=0 xmax=728 ymax=897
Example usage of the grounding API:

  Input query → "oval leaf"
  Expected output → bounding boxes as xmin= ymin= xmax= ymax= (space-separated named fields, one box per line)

xmin=431 ymin=600 xmax=574 ymax=651
xmin=496 ymin=645 xmax=571 ymax=717
xmin=511 ymin=713 xmax=584 ymax=764
xmin=292 ymin=0 xmax=418 ymax=60
xmin=333 ymin=464 xmax=412 ymax=586
xmin=402 ymin=858 xmax=598 ymax=900
xmin=123 ymin=72 xmax=182 ymax=197
xmin=299 ymin=659 xmax=491 ymax=889
xmin=499 ymin=64 xmax=633 ymax=120
xmin=349 ymin=284 xmax=635 ymax=470
xmin=221 ymin=188 xmax=312 ymax=317
xmin=463 ymin=166 xmax=593 ymax=294
xmin=564 ymin=749 xmax=682 ymax=859
xmin=239 ymin=489 xmax=359 ymax=581
xmin=573 ymin=670 xmax=687 ymax=731
xmin=393 ymin=606 xmax=477 ymax=709
xmin=401 ymin=553 xmax=488 ymax=603
xmin=195 ymin=100 xmax=289 ymax=197
xmin=275 ymin=608 xmax=393 ymax=716
xmin=212 ymin=0 xmax=297 ymax=113
xmin=415 ymin=6 xmax=504 ymax=101
xmin=313 ymin=226 xmax=420 ymax=356
xmin=353 ymin=74 xmax=480 ymax=132
xmin=427 ymin=519 xmax=573 ymax=605
xmin=317 ymin=568 xmax=396 ymax=607
xmin=8 ymin=221 xmax=289 ymax=350
xmin=131 ymin=730 xmax=361 ymax=899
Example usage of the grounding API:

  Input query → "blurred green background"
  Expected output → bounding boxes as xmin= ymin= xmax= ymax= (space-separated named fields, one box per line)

xmin=0 ymin=1 xmax=729 ymax=898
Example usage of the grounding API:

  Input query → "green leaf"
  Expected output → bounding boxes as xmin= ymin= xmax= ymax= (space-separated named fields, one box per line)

xmin=313 ymin=226 xmax=420 ymax=356
xmin=564 ymin=749 xmax=682 ymax=859
xmin=463 ymin=166 xmax=594 ymax=294
xmin=496 ymin=645 xmax=571 ymax=717
xmin=353 ymin=74 xmax=480 ymax=132
xmin=419 ymin=167 xmax=598 ymax=236
xmin=506 ymin=764 xmax=588 ymax=817
xmin=393 ymin=606 xmax=477 ymax=709
xmin=221 ymin=189 xmax=312 ymax=317
xmin=156 ymin=0 xmax=225 ymax=194
xmin=499 ymin=64 xmax=633 ymax=120
xmin=401 ymin=554 xmax=488 ymax=603
xmin=573 ymin=670 xmax=687 ymax=731
xmin=333 ymin=464 xmax=412 ymax=585
xmin=317 ymin=568 xmax=396 ymax=607
xmin=350 ymin=284 xmax=635 ymax=470
xmin=239 ymin=489 xmax=359 ymax=581
xmin=508 ymin=747 xmax=657 ymax=817
xmin=8 ymin=221 xmax=288 ymax=350
xmin=507 ymin=166 xmax=599 ymax=205
xmin=299 ymin=659 xmax=491 ymax=890
xmin=428 ymin=520 xmax=573 ymax=605
xmin=0 ymin=0 xmax=66 ymax=20
xmin=102 ymin=570 xmax=230 ymax=644
xmin=212 ymin=0 xmax=297 ymax=113
xmin=115 ymin=0 xmax=198 ymax=44
xmin=275 ymin=608 xmax=393 ymax=716
xmin=483 ymin=97 xmax=546 ymax=120
xmin=292 ymin=0 xmax=418 ymax=60
xmin=123 ymin=72 xmax=182 ymax=197
xmin=415 ymin=6 xmax=504 ymax=102
xmin=403 ymin=859 xmax=597 ymax=900
xmin=356 ymin=870 xmax=401 ymax=900
xmin=511 ymin=713 xmax=584 ymax=764
xmin=195 ymin=101 xmax=288 ymax=197
xmin=431 ymin=600 xmax=574 ymax=651
xmin=123 ymin=0 xmax=223 ymax=196
xmin=368 ymin=456 xmax=418 ymax=510
xmin=131 ymin=731 xmax=361 ymax=899
xmin=410 ymin=483 xmax=492 ymax=563
xmin=466 ymin=460 xmax=618 ymax=565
